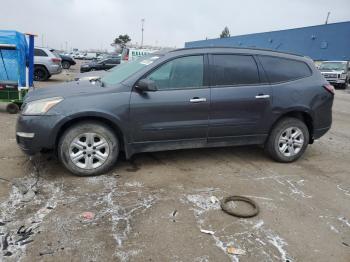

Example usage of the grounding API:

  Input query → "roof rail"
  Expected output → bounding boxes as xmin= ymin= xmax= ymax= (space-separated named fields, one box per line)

xmin=172 ymin=46 xmax=304 ymax=57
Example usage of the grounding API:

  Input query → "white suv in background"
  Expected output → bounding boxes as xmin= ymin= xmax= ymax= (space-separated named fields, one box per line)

xmin=319 ymin=61 xmax=350 ymax=89
xmin=34 ymin=47 xmax=62 ymax=81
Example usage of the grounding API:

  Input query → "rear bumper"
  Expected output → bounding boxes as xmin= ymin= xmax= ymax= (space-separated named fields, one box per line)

xmin=313 ymin=126 xmax=331 ymax=140
xmin=16 ymin=114 xmax=65 ymax=155
xmin=48 ymin=64 xmax=62 ymax=75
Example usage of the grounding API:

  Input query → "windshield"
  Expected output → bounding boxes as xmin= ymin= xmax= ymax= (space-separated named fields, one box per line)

xmin=319 ymin=62 xmax=346 ymax=71
xmin=101 ymin=55 xmax=161 ymax=86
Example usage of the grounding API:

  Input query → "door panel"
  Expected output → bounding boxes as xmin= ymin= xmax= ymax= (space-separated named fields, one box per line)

xmin=129 ymin=55 xmax=210 ymax=143
xmin=130 ymin=89 xmax=210 ymax=142
xmin=209 ymin=85 xmax=272 ymax=138
xmin=208 ymin=54 xmax=272 ymax=142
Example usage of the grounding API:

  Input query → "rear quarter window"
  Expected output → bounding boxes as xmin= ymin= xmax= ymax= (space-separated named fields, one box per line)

xmin=34 ymin=48 xmax=48 ymax=57
xmin=259 ymin=56 xmax=312 ymax=83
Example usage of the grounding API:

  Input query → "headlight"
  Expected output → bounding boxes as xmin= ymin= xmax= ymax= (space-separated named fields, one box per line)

xmin=22 ymin=97 xmax=63 ymax=115
xmin=341 ymin=73 xmax=347 ymax=79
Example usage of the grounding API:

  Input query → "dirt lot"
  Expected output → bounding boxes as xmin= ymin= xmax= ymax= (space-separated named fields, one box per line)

xmin=0 ymin=64 xmax=350 ymax=262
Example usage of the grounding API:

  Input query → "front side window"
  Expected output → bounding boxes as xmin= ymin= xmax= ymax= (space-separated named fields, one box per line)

xmin=259 ymin=56 xmax=312 ymax=83
xmin=211 ymin=54 xmax=260 ymax=86
xmin=146 ymin=55 xmax=204 ymax=90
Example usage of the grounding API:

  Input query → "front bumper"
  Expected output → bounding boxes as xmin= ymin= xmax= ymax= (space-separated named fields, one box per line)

xmin=16 ymin=114 xmax=65 ymax=155
xmin=324 ymin=78 xmax=346 ymax=84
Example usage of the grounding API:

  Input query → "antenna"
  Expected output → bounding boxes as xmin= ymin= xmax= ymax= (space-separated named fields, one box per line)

xmin=325 ymin=12 xmax=330 ymax=24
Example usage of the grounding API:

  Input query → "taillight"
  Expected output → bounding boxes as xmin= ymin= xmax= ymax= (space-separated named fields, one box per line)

xmin=51 ymin=58 xmax=61 ymax=63
xmin=323 ymin=84 xmax=335 ymax=95
xmin=123 ymin=54 xmax=129 ymax=61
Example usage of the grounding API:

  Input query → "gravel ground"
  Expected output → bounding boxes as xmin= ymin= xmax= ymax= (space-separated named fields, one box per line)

xmin=0 ymin=64 xmax=349 ymax=261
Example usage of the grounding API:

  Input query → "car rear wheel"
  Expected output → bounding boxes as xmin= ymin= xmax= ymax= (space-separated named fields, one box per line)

xmin=265 ymin=117 xmax=309 ymax=162
xmin=34 ymin=66 xmax=49 ymax=81
xmin=62 ymin=61 xmax=71 ymax=69
xmin=58 ymin=121 xmax=119 ymax=176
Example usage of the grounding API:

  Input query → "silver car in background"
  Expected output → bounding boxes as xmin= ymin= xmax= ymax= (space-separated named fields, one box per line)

xmin=34 ymin=47 xmax=62 ymax=81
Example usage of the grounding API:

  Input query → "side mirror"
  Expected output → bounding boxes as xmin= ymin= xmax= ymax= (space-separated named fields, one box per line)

xmin=135 ymin=79 xmax=157 ymax=92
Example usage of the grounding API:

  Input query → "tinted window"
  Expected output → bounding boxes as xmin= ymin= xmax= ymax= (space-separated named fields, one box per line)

xmin=259 ymin=56 xmax=312 ymax=83
xmin=211 ymin=55 xmax=260 ymax=86
xmin=147 ymin=55 xmax=204 ymax=90
xmin=34 ymin=48 xmax=48 ymax=57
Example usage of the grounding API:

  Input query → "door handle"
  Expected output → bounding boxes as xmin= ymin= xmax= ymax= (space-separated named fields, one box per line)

xmin=190 ymin=97 xmax=207 ymax=103
xmin=255 ymin=94 xmax=270 ymax=99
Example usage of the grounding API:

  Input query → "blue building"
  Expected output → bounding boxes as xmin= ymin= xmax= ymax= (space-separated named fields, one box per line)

xmin=185 ymin=21 xmax=350 ymax=61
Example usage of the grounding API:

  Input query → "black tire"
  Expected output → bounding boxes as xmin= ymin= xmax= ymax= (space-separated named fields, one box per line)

xmin=58 ymin=121 xmax=119 ymax=176
xmin=265 ymin=117 xmax=309 ymax=163
xmin=6 ymin=103 xmax=19 ymax=114
xmin=34 ymin=66 xmax=49 ymax=81
xmin=62 ymin=61 xmax=71 ymax=69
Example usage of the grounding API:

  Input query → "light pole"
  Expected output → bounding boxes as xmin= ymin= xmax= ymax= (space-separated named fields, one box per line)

xmin=141 ymin=18 xmax=145 ymax=48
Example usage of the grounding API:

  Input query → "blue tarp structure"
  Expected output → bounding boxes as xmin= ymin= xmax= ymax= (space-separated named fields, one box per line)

xmin=0 ymin=30 xmax=28 ymax=86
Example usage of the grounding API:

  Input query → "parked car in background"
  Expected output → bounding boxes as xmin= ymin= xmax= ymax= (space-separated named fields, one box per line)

xmin=34 ymin=47 xmax=62 ymax=81
xmin=50 ymin=50 xmax=77 ymax=69
xmin=75 ymin=52 xmax=86 ymax=59
xmin=17 ymin=47 xmax=334 ymax=176
xmin=59 ymin=54 xmax=76 ymax=69
xmin=97 ymin=53 xmax=120 ymax=61
xmin=319 ymin=61 xmax=350 ymax=89
xmin=121 ymin=48 xmax=157 ymax=63
xmin=80 ymin=57 xmax=120 ymax=72
xmin=83 ymin=52 xmax=98 ymax=60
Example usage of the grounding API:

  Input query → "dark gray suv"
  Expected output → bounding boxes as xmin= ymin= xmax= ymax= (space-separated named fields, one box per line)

xmin=16 ymin=47 xmax=334 ymax=176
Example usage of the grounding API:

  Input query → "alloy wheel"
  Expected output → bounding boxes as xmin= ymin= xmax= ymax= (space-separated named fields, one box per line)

xmin=69 ymin=132 xmax=110 ymax=169
xmin=278 ymin=127 xmax=304 ymax=157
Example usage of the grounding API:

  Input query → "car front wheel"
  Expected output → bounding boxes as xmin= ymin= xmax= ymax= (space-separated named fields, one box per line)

xmin=58 ymin=121 xmax=119 ymax=176
xmin=265 ymin=117 xmax=309 ymax=162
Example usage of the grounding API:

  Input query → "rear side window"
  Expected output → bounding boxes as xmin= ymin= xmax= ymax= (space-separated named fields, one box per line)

xmin=259 ymin=56 xmax=312 ymax=83
xmin=34 ymin=48 xmax=48 ymax=57
xmin=211 ymin=54 xmax=260 ymax=86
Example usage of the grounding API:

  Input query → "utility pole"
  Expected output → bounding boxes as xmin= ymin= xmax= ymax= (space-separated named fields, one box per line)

xmin=65 ymin=41 xmax=68 ymax=52
xmin=41 ymin=34 xmax=44 ymax=47
xmin=141 ymin=18 xmax=145 ymax=48
xmin=325 ymin=12 xmax=330 ymax=24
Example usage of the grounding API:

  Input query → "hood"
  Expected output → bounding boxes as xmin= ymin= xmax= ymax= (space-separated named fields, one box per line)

xmin=24 ymin=80 xmax=105 ymax=102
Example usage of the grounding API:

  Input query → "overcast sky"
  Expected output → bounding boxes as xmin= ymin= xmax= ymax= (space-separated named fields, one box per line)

xmin=1 ymin=0 xmax=349 ymax=51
